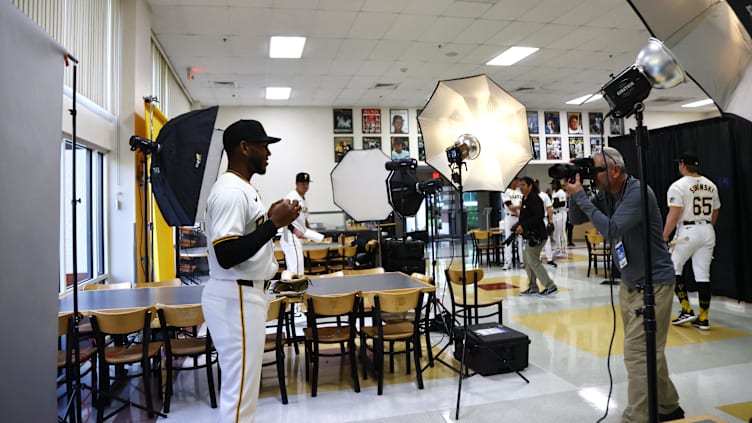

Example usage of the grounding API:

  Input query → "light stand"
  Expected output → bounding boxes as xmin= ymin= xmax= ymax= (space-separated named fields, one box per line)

xmin=633 ymin=104 xmax=659 ymax=422
xmin=599 ymin=37 xmax=687 ymax=423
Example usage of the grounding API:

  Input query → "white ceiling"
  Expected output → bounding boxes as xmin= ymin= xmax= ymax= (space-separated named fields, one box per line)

xmin=148 ymin=0 xmax=715 ymax=113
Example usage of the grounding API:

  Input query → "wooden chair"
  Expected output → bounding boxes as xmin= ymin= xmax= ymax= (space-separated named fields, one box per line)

xmin=470 ymin=230 xmax=494 ymax=266
xmin=354 ymin=239 xmax=380 ymax=269
xmin=157 ymin=304 xmax=217 ymax=413
xmin=304 ymin=247 xmax=330 ymax=275
xmin=303 ymin=292 xmax=361 ymax=397
xmin=83 ymin=282 xmax=131 ymax=291
xmin=274 ymin=249 xmax=286 ymax=272
xmin=89 ymin=307 xmax=164 ymax=422
xmin=359 ymin=289 xmax=425 ymax=395
xmin=134 ymin=278 xmax=181 ymax=288
xmin=445 ymin=268 xmax=502 ymax=327
xmin=585 ymin=230 xmax=611 ymax=277
xmin=262 ymin=297 xmax=288 ymax=404
xmin=328 ymin=245 xmax=358 ymax=271
xmin=57 ymin=312 xmax=97 ymax=422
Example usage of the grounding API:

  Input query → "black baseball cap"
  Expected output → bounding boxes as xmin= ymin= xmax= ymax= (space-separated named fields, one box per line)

xmin=674 ymin=152 xmax=700 ymax=166
xmin=223 ymin=119 xmax=281 ymax=152
xmin=296 ymin=172 xmax=311 ymax=183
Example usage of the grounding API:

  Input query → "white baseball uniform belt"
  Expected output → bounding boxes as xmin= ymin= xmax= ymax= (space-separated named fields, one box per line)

xmin=505 ymin=212 xmax=516 ymax=216
xmin=682 ymin=220 xmax=710 ymax=225
xmin=553 ymin=209 xmax=565 ymax=214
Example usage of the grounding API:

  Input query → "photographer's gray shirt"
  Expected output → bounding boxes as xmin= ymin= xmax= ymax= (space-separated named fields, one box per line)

xmin=569 ymin=176 xmax=674 ymax=289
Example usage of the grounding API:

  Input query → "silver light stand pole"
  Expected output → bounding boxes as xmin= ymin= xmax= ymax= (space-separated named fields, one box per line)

xmin=451 ymin=159 xmax=470 ymax=420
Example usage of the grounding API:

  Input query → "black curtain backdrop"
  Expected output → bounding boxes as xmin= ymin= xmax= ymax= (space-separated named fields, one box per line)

xmin=610 ymin=115 xmax=751 ymax=302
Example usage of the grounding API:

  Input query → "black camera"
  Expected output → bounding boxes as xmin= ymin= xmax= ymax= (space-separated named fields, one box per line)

xmin=548 ymin=157 xmax=599 ymax=183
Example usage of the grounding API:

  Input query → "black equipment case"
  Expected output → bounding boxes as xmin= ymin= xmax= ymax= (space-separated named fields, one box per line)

xmin=453 ymin=323 xmax=530 ymax=376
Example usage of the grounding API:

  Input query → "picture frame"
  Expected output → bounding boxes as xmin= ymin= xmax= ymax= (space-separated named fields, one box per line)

xmin=333 ymin=136 xmax=353 ymax=162
xmin=362 ymin=108 xmax=381 ymax=134
xmin=333 ymin=108 xmax=353 ymax=134
xmin=390 ymin=109 xmax=408 ymax=134
xmin=391 ymin=136 xmax=409 ymax=159
xmin=544 ymin=111 xmax=560 ymax=135
xmin=569 ymin=136 xmax=584 ymax=159
xmin=418 ymin=135 xmax=425 ymax=161
xmin=363 ymin=136 xmax=381 ymax=150
xmin=416 ymin=108 xmax=423 ymax=134
xmin=589 ymin=137 xmax=603 ymax=155
xmin=530 ymin=136 xmax=540 ymax=160
xmin=546 ymin=136 xmax=561 ymax=160
xmin=589 ymin=112 xmax=604 ymax=135
xmin=567 ymin=112 xmax=582 ymax=134
xmin=609 ymin=115 xmax=623 ymax=135
xmin=527 ymin=111 xmax=539 ymax=134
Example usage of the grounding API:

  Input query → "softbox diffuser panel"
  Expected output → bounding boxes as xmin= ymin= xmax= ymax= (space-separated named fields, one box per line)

xmin=151 ymin=106 xmax=221 ymax=226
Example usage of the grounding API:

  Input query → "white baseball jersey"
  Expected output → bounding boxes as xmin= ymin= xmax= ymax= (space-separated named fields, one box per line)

xmin=667 ymin=175 xmax=720 ymax=280
xmin=279 ymin=189 xmax=309 ymax=274
xmin=502 ymin=188 xmax=524 ymax=266
xmin=667 ymin=175 xmax=720 ymax=223
xmin=551 ymin=189 xmax=567 ymax=211
xmin=502 ymin=188 xmax=523 ymax=215
xmin=205 ymin=172 xmax=278 ymax=281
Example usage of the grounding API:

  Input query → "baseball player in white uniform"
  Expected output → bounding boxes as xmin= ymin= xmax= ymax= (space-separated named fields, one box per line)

xmin=279 ymin=172 xmax=312 ymax=275
xmin=662 ymin=152 xmax=720 ymax=330
xmin=502 ymin=177 xmax=524 ymax=269
xmin=538 ymin=182 xmax=556 ymax=267
xmin=202 ymin=119 xmax=300 ymax=422
xmin=550 ymin=180 xmax=568 ymax=258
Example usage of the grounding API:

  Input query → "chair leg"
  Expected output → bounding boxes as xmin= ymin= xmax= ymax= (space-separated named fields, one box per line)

xmin=413 ymin=336 xmax=424 ymax=389
xmin=304 ymin=341 xmax=311 ymax=382
xmin=376 ymin=339 xmax=384 ymax=396
xmin=142 ymin=355 xmax=155 ymax=419
xmin=276 ymin=345 xmax=288 ymax=404
xmin=311 ymin=343 xmax=319 ymax=397
xmin=389 ymin=340 xmax=395 ymax=373
xmin=164 ymin=354 xmax=173 ymax=413
xmin=404 ymin=340 xmax=411 ymax=375
xmin=349 ymin=336 xmax=360 ymax=393
xmin=206 ymin=351 xmax=217 ymax=409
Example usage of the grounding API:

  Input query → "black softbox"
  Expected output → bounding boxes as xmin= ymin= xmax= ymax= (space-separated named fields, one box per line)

xmin=151 ymin=106 xmax=224 ymax=226
xmin=386 ymin=167 xmax=424 ymax=218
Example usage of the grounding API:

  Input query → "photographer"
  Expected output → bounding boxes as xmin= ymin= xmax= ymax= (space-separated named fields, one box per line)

xmin=564 ymin=147 xmax=684 ymax=422
xmin=517 ymin=177 xmax=558 ymax=297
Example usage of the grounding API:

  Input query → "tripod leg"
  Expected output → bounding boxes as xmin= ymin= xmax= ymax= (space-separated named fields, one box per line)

xmin=455 ymin=328 xmax=469 ymax=420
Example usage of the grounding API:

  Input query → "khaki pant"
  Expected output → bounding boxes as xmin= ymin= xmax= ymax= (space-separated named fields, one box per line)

xmin=522 ymin=241 xmax=555 ymax=291
xmin=620 ymin=283 xmax=680 ymax=423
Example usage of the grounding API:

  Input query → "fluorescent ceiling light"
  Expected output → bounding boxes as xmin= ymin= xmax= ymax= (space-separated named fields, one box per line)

xmin=266 ymin=87 xmax=291 ymax=100
xmin=486 ymin=46 xmax=539 ymax=66
xmin=681 ymin=98 xmax=714 ymax=108
xmin=269 ymin=36 xmax=306 ymax=58
xmin=566 ymin=93 xmax=603 ymax=105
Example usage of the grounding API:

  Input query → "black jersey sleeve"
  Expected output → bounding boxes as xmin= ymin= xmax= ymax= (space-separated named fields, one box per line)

xmin=213 ymin=220 xmax=278 ymax=269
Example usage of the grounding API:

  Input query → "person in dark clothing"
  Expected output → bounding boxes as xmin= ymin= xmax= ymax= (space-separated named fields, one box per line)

xmin=516 ymin=176 xmax=558 ymax=297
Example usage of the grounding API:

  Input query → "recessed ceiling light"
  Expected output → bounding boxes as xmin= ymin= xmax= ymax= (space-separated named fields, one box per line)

xmin=269 ymin=36 xmax=306 ymax=59
xmin=266 ymin=87 xmax=291 ymax=100
xmin=681 ymin=98 xmax=714 ymax=108
xmin=486 ymin=46 xmax=539 ymax=66
xmin=566 ymin=93 xmax=603 ymax=105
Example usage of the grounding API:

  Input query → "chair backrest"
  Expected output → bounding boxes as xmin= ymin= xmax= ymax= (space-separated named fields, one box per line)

xmin=83 ymin=282 xmax=131 ymax=291
xmin=89 ymin=306 xmax=155 ymax=335
xmin=365 ymin=239 xmax=379 ymax=253
xmin=58 ymin=312 xmax=73 ymax=337
xmin=266 ymin=297 xmax=286 ymax=322
xmin=344 ymin=267 xmax=385 ymax=276
xmin=274 ymin=249 xmax=286 ymax=261
xmin=305 ymin=247 xmax=330 ymax=261
xmin=410 ymin=272 xmax=434 ymax=286
xmin=472 ymin=230 xmax=490 ymax=241
xmin=372 ymin=289 xmax=422 ymax=314
xmin=446 ymin=268 xmax=483 ymax=285
xmin=159 ymin=303 xmax=205 ymax=327
xmin=134 ymin=278 xmax=182 ymax=289
xmin=586 ymin=232 xmax=606 ymax=246
xmin=304 ymin=292 xmax=360 ymax=317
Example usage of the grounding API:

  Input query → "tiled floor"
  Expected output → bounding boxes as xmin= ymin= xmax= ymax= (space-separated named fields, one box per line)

xmin=82 ymin=244 xmax=752 ymax=422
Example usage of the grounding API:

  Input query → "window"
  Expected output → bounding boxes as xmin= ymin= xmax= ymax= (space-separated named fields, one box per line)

xmin=60 ymin=140 xmax=105 ymax=292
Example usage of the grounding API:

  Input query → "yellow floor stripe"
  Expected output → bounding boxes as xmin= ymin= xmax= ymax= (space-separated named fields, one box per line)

xmin=717 ymin=401 xmax=752 ymax=421
xmin=512 ymin=305 xmax=749 ymax=357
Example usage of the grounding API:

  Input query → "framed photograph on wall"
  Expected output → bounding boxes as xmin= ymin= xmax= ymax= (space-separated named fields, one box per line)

xmin=609 ymin=115 xmax=623 ymax=135
xmin=362 ymin=108 xmax=381 ymax=134
xmin=416 ymin=108 xmax=423 ymax=134
xmin=589 ymin=137 xmax=603 ymax=155
xmin=527 ymin=111 xmax=539 ymax=134
xmin=418 ymin=135 xmax=425 ymax=161
xmin=333 ymin=108 xmax=353 ymax=134
xmin=544 ymin=111 xmax=560 ymax=135
xmin=334 ymin=136 xmax=353 ymax=162
xmin=546 ymin=136 xmax=561 ymax=160
xmin=530 ymin=136 xmax=540 ymax=160
xmin=589 ymin=112 xmax=604 ymax=135
xmin=391 ymin=136 xmax=409 ymax=159
xmin=390 ymin=109 xmax=408 ymax=134
xmin=569 ymin=136 xmax=584 ymax=159
xmin=567 ymin=112 xmax=583 ymax=134
xmin=363 ymin=136 xmax=381 ymax=150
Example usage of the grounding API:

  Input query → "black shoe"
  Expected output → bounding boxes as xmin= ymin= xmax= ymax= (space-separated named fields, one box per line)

xmin=567 ymin=242 xmax=575 ymax=247
xmin=538 ymin=287 xmax=559 ymax=297
xmin=519 ymin=288 xmax=539 ymax=296
xmin=692 ymin=319 xmax=710 ymax=330
xmin=547 ymin=260 xmax=558 ymax=267
xmin=659 ymin=406 xmax=684 ymax=422
xmin=671 ymin=310 xmax=697 ymax=325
